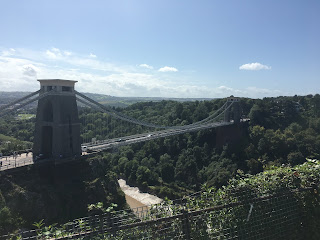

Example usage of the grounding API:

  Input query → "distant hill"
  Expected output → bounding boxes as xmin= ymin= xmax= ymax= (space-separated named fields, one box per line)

xmin=0 ymin=92 xmax=31 ymax=105
xmin=0 ymin=91 xmax=215 ymax=108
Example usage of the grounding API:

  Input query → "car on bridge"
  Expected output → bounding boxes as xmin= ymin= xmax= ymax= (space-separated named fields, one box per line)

xmin=35 ymin=153 xmax=45 ymax=161
xmin=81 ymin=146 xmax=88 ymax=152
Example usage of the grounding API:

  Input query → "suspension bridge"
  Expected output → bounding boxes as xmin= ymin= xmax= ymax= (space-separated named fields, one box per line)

xmin=0 ymin=79 xmax=242 ymax=170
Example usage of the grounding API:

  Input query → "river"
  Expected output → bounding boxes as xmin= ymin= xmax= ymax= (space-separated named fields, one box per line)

xmin=118 ymin=179 xmax=162 ymax=210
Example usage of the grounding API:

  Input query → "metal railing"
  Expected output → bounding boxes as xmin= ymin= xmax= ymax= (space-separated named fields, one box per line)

xmin=1 ymin=186 xmax=315 ymax=240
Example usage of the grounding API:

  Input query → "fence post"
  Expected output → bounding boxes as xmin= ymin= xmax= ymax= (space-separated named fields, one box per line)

xmin=99 ymin=213 xmax=104 ymax=235
xmin=106 ymin=212 xmax=117 ymax=237
xmin=181 ymin=209 xmax=191 ymax=240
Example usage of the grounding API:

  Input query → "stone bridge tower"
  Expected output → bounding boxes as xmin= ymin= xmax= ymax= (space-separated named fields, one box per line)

xmin=224 ymin=96 xmax=241 ymax=123
xmin=33 ymin=79 xmax=81 ymax=160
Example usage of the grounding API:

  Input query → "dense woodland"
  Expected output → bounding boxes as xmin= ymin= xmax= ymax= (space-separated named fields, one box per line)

xmin=95 ymin=94 xmax=320 ymax=198
xmin=1 ymin=94 xmax=320 ymax=198
xmin=0 ymin=94 xmax=320 ymax=235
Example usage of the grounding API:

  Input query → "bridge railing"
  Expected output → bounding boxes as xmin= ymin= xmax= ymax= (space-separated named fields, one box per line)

xmin=0 ymin=157 xmax=33 ymax=172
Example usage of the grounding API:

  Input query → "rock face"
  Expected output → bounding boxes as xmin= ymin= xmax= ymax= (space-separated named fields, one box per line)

xmin=118 ymin=179 xmax=162 ymax=208
xmin=0 ymin=156 xmax=126 ymax=235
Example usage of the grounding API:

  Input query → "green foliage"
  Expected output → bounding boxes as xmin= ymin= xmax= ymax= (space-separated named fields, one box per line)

xmin=287 ymin=151 xmax=304 ymax=165
xmin=0 ymin=116 xmax=34 ymax=142
xmin=2 ymin=94 xmax=320 ymax=237
xmin=206 ymin=158 xmax=237 ymax=187
xmin=0 ymin=133 xmax=32 ymax=155
xmin=0 ymin=156 xmax=126 ymax=236
xmin=32 ymin=219 xmax=45 ymax=229
xmin=88 ymin=202 xmax=118 ymax=214
xmin=17 ymin=160 xmax=319 ymax=240
xmin=160 ymin=160 xmax=320 ymax=239
xmin=80 ymin=95 xmax=320 ymax=200
xmin=0 ymin=207 xmax=14 ymax=231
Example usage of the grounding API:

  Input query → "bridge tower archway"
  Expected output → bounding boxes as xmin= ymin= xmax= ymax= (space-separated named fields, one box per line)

xmin=41 ymin=126 xmax=53 ymax=157
xmin=43 ymin=100 xmax=53 ymax=122
xmin=33 ymin=79 xmax=81 ymax=160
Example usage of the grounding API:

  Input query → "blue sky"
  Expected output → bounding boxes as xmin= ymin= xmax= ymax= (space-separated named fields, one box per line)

xmin=0 ymin=0 xmax=319 ymax=98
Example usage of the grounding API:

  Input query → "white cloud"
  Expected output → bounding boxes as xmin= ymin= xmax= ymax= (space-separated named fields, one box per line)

xmin=46 ymin=47 xmax=72 ymax=59
xmin=0 ymin=47 xmax=284 ymax=98
xmin=239 ymin=62 xmax=271 ymax=70
xmin=51 ymin=47 xmax=60 ymax=52
xmin=217 ymin=86 xmax=243 ymax=94
xmin=139 ymin=64 xmax=153 ymax=69
xmin=2 ymin=48 xmax=16 ymax=56
xmin=158 ymin=66 xmax=178 ymax=72
xmin=40 ymin=47 xmax=126 ymax=73
xmin=246 ymin=86 xmax=281 ymax=96
xmin=22 ymin=64 xmax=37 ymax=77
xmin=64 ymin=51 xmax=72 ymax=56
xmin=45 ymin=49 xmax=59 ymax=59
xmin=0 ymin=56 xmax=39 ymax=91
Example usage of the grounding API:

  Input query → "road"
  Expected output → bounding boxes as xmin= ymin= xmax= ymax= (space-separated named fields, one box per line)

xmin=0 ymin=120 xmax=246 ymax=171
xmin=0 ymin=153 xmax=34 ymax=171
xmin=84 ymin=121 xmax=233 ymax=152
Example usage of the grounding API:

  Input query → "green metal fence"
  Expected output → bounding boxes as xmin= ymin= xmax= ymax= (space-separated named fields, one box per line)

xmin=2 ymin=186 xmax=316 ymax=240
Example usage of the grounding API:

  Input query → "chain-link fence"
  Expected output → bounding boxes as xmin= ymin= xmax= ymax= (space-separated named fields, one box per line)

xmin=2 ymin=186 xmax=317 ymax=240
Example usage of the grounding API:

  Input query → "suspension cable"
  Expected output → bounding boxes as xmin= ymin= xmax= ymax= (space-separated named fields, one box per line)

xmin=0 ymin=90 xmax=40 ymax=112
xmin=75 ymin=91 xmax=230 ymax=130
xmin=0 ymin=90 xmax=55 ymax=118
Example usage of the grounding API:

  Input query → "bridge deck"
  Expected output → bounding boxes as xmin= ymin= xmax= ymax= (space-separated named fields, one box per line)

xmin=0 ymin=121 xmax=241 ymax=172
xmin=84 ymin=121 xmax=233 ymax=152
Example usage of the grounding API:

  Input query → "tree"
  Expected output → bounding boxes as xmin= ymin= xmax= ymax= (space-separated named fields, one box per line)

xmin=118 ymin=157 xmax=129 ymax=173
xmin=287 ymin=152 xmax=305 ymax=165
xmin=175 ymin=153 xmax=198 ymax=187
xmin=246 ymin=158 xmax=263 ymax=174
xmin=136 ymin=166 xmax=158 ymax=185
xmin=250 ymin=125 xmax=265 ymax=144
xmin=249 ymin=104 xmax=264 ymax=126
xmin=159 ymin=163 xmax=175 ymax=182
xmin=206 ymin=158 xmax=237 ymax=188
xmin=311 ymin=94 xmax=320 ymax=117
